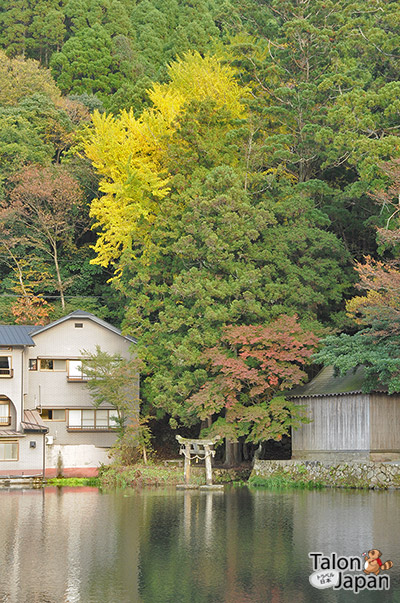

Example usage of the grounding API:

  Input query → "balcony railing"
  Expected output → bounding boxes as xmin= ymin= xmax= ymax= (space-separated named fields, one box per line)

xmin=67 ymin=425 xmax=117 ymax=431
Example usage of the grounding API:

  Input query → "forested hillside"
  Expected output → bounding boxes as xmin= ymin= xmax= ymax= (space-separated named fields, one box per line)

xmin=1 ymin=0 xmax=400 ymax=442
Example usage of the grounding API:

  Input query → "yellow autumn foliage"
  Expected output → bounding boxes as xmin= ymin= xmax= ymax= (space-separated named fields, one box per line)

xmin=149 ymin=52 xmax=246 ymax=119
xmin=346 ymin=290 xmax=384 ymax=323
xmin=86 ymin=109 xmax=171 ymax=267
xmin=84 ymin=52 xmax=248 ymax=270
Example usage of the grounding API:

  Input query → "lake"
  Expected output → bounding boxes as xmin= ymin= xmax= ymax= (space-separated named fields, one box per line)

xmin=0 ymin=486 xmax=400 ymax=602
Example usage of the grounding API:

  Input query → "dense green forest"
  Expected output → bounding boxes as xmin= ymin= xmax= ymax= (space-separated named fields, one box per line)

xmin=1 ymin=0 xmax=400 ymax=445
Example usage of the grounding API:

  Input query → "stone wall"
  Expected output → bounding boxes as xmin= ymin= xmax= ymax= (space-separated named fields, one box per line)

xmin=252 ymin=459 xmax=400 ymax=490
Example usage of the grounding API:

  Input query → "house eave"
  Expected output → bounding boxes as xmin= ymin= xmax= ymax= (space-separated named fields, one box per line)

xmin=287 ymin=389 xmax=388 ymax=399
xmin=31 ymin=310 xmax=137 ymax=344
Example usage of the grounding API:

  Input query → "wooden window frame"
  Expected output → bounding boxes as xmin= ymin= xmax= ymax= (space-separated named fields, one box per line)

xmin=67 ymin=409 xmax=118 ymax=431
xmin=0 ymin=356 xmax=12 ymax=378
xmin=29 ymin=359 xmax=38 ymax=371
xmin=39 ymin=359 xmax=67 ymax=372
xmin=67 ymin=359 xmax=88 ymax=382
xmin=0 ymin=440 xmax=18 ymax=461
xmin=41 ymin=409 xmax=66 ymax=422
xmin=0 ymin=401 xmax=10 ymax=426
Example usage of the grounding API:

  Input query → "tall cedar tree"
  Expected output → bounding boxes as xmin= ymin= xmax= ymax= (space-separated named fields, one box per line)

xmin=124 ymin=162 xmax=348 ymax=430
xmin=230 ymin=0 xmax=400 ymax=258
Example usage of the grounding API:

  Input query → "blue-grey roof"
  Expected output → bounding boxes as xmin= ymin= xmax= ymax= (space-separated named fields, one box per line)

xmin=0 ymin=325 xmax=36 ymax=346
xmin=32 ymin=310 xmax=137 ymax=343
xmin=287 ymin=365 xmax=386 ymax=398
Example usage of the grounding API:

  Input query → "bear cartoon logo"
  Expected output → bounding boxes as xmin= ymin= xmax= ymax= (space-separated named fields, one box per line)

xmin=362 ymin=550 xmax=393 ymax=576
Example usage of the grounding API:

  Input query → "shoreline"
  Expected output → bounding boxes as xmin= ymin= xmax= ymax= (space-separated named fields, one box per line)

xmin=6 ymin=459 xmax=400 ymax=491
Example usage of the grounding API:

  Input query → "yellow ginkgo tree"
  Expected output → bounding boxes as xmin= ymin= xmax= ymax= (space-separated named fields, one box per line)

xmin=84 ymin=52 xmax=248 ymax=273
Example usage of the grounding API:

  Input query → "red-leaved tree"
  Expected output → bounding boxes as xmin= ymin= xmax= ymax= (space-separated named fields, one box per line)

xmin=11 ymin=294 xmax=53 ymax=325
xmin=346 ymin=159 xmax=400 ymax=335
xmin=346 ymin=256 xmax=400 ymax=336
xmin=186 ymin=315 xmax=318 ymax=444
xmin=1 ymin=164 xmax=84 ymax=309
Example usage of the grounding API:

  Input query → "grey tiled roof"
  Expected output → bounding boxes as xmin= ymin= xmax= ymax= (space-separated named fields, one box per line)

xmin=0 ymin=325 xmax=36 ymax=346
xmin=287 ymin=365 xmax=386 ymax=398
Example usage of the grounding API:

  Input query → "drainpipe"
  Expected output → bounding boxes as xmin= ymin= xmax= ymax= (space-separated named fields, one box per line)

xmin=20 ymin=347 xmax=25 ymax=430
xmin=42 ymin=431 xmax=46 ymax=480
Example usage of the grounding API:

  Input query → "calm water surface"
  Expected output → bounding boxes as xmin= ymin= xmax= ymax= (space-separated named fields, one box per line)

xmin=0 ymin=486 xmax=400 ymax=602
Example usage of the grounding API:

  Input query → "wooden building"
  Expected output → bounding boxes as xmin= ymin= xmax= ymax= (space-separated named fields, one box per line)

xmin=288 ymin=366 xmax=400 ymax=462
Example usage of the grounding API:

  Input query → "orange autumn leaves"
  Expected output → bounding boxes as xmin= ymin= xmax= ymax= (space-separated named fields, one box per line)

xmin=187 ymin=315 xmax=318 ymax=443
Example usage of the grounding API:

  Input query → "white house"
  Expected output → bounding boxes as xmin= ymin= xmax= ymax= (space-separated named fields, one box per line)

xmin=0 ymin=310 xmax=137 ymax=477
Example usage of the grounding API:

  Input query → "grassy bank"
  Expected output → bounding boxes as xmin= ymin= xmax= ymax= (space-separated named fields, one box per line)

xmin=44 ymin=463 xmax=251 ymax=489
xmin=248 ymin=474 xmax=325 ymax=490
xmin=98 ymin=463 xmax=206 ymax=489
xmin=44 ymin=467 xmax=190 ymax=489
xmin=46 ymin=477 xmax=100 ymax=487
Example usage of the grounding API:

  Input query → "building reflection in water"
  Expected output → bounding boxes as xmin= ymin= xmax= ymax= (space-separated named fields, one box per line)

xmin=0 ymin=487 xmax=140 ymax=602
xmin=0 ymin=487 xmax=400 ymax=602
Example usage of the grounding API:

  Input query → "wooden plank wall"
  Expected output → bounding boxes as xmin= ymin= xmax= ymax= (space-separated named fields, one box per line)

xmin=292 ymin=394 xmax=370 ymax=452
xmin=370 ymin=394 xmax=400 ymax=451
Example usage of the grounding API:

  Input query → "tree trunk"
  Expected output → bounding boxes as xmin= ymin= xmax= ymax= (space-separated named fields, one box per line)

xmin=7 ymin=247 xmax=29 ymax=299
xmin=253 ymin=443 xmax=263 ymax=460
xmin=232 ymin=441 xmax=241 ymax=465
xmin=224 ymin=440 xmax=242 ymax=466
xmin=224 ymin=439 xmax=234 ymax=467
xmin=52 ymin=242 xmax=65 ymax=309
xmin=242 ymin=441 xmax=250 ymax=461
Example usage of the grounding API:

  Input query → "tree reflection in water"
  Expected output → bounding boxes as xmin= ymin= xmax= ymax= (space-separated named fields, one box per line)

xmin=0 ymin=487 xmax=399 ymax=602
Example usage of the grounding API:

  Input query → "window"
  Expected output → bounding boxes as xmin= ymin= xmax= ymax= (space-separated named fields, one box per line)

xmin=0 ymin=402 xmax=10 ymax=425
xmin=41 ymin=409 xmax=65 ymax=421
xmin=96 ymin=409 xmax=108 ymax=427
xmin=0 ymin=356 xmax=12 ymax=377
xmin=67 ymin=360 xmax=88 ymax=381
xmin=29 ymin=359 xmax=38 ymax=371
xmin=0 ymin=441 xmax=18 ymax=461
xmin=68 ymin=409 xmax=118 ymax=430
xmin=74 ymin=323 xmax=83 ymax=328
xmin=40 ymin=359 xmax=66 ymax=371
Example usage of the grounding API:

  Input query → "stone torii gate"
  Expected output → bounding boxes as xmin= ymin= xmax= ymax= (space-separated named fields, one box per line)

xmin=176 ymin=435 xmax=223 ymax=490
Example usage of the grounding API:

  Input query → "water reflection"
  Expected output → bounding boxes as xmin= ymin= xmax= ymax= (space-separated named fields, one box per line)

xmin=0 ymin=486 xmax=399 ymax=602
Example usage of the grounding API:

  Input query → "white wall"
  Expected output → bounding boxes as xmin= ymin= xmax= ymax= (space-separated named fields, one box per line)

xmin=46 ymin=444 xmax=111 ymax=470
xmin=25 ymin=317 xmax=136 ymax=410
xmin=0 ymin=347 xmax=28 ymax=429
